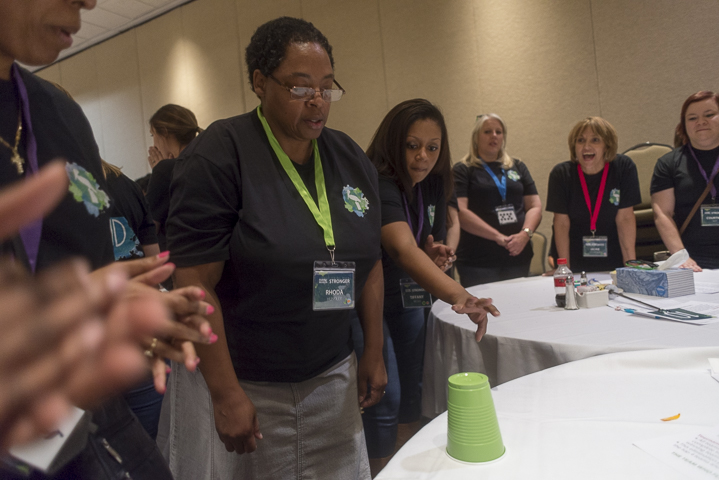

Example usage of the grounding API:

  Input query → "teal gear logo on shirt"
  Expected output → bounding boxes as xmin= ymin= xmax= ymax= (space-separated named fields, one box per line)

xmin=66 ymin=162 xmax=110 ymax=217
xmin=507 ymin=170 xmax=520 ymax=182
xmin=342 ymin=185 xmax=369 ymax=217
xmin=609 ymin=188 xmax=620 ymax=206
xmin=428 ymin=204 xmax=436 ymax=227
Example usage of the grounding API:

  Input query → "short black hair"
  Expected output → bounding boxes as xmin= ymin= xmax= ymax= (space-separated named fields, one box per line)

xmin=245 ymin=16 xmax=334 ymax=89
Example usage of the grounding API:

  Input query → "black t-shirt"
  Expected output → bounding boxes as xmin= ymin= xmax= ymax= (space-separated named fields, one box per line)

xmin=135 ymin=172 xmax=152 ymax=194
xmin=546 ymin=155 xmax=641 ymax=272
xmin=0 ymin=66 xmax=113 ymax=271
xmin=146 ymin=157 xmax=178 ymax=251
xmin=379 ymin=174 xmax=447 ymax=310
xmin=650 ymin=145 xmax=719 ymax=268
xmin=454 ymin=159 xmax=537 ymax=267
xmin=167 ymin=110 xmax=382 ymax=382
xmin=105 ymin=172 xmax=157 ymax=261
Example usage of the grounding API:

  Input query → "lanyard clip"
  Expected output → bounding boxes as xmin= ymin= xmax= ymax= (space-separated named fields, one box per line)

xmin=591 ymin=230 xmax=596 ymax=237
xmin=328 ymin=246 xmax=336 ymax=265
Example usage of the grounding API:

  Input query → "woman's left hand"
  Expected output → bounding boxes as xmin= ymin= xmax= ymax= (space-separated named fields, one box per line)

xmin=451 ymin=296 xmax=501 ymax=342
xmin=423 ymin=234 xmax=456 ymax=271
xmin=505 ymin=232 xmax=530 ymax=256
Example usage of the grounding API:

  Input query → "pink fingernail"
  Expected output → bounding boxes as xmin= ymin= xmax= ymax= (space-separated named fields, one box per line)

xmin=198 ymin=290 xmax=206 ymax=299
xmin=158 ymin=251 xmax=170 ymax=259
xmin=206 ymin=305 xmax=215 ymax=315
xmin=166 ymin=366 xmax=172 ymax=374
xmin=209 ymin=333 xmax=218 ymax=344
xmin=194 ymin=357 xmax=201 ymax=366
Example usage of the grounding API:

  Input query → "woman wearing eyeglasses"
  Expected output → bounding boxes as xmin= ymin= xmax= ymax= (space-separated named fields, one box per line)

xmin=163 ymin=17 xmax=386 ymax=479
xmin=453 ymin=114 xmax=542 ymax=287
xmin=546 ymin=117 xmax=641 ymax=273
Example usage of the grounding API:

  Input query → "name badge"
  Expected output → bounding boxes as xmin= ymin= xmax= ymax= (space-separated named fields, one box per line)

xmin=400 ymin=278 xmax=432 ymax=308
xmin=700 ymin=204 xmax=719 ymax=226
xmin=313 ymin=261 xmax=355 ymax=310
xmin=583 ymin=236 xmax=608 ymax=257
xmin=495 ymin=204 xmax=517 ymax=225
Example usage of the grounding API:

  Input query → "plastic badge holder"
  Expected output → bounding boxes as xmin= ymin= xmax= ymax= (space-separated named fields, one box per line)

xmin=446 ymin=372 xmax=505 ymax=463
xmin=576 ymin=289 xmax=609 ymax=308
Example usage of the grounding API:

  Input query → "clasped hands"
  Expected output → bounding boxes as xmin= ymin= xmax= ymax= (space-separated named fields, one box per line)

xmin=495 ymin=231 xmax=529 ymax=256
xmin=0 ymin=162 xmax=215 ymax=450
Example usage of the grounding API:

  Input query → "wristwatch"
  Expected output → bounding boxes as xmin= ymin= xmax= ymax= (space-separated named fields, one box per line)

xmin=522 ymin=227 xmax=533 ymax=238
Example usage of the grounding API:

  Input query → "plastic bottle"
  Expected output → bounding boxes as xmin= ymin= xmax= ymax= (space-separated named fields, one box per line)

xmin=554 ymin=258 xmax=573 ymax=307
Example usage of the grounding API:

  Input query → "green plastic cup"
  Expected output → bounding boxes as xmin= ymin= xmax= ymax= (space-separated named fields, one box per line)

xmin=446 ymin=372 xmax=505 ymax=463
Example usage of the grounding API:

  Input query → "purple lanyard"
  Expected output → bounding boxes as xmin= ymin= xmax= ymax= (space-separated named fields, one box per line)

xmin=11 ymin=64 xmax=42 ymax=273
xmin=402 ymin=186 xmax=424 ymax=245
xmin=688 ymin=145 xmax=719 ymax=202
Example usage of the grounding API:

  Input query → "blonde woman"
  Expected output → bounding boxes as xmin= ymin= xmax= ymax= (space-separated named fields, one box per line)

xmin=454 ymin=114 xmax=542 ymax=286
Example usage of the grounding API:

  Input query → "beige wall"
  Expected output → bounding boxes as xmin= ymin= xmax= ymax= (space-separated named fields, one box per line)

xmin=36 ymin=0 xmax=719 ymax=240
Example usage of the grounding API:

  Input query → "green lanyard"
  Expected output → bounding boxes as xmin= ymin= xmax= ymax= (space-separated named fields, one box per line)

xmin=257 ymin=106 xmax=336 ymax=259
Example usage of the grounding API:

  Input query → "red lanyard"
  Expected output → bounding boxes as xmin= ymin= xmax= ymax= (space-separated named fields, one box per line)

xmin=577 ymin=162 xmax=609 ymax=234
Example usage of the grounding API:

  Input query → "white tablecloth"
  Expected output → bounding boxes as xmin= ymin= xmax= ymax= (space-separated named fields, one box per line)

xmin=423 ymin=270 xmax=719 ymax=417
xmin=379 ymin=347 xmax=719 ymax=480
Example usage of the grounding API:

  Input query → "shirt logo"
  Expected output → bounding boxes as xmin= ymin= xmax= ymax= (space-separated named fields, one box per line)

xmin=609 ymin=188 xmax=620 ymax=206
xmin=66 ymin=162 xmax=110 ymax=217
xmin=342 ymin=185 xmax=369 ymax=217
xmin=507 ymin=170 xmax=520 ymax=182
xmin=110 ymin=217 xmax=143 ymax=260
xmin=428 ymin=204 xmax=436 ymax=227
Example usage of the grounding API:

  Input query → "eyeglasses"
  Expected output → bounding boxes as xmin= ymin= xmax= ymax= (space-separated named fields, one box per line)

xmin=268 ymin=75 xmax=346 ymax=103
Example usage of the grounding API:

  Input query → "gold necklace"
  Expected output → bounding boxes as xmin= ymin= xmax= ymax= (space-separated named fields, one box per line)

xmin=0 ymin=110 xmax=24 ymax=174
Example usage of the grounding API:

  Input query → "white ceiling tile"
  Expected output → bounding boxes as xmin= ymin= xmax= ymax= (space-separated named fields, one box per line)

xmin=102 ymin=0 xmax=155 ymax=18
xmin=76 ymin=22 xmax=107 ymax=39
xmin=137 ymin=0 xmax=177 ymax=8
xmin=81 ymin=8 xmax=131 ymax=30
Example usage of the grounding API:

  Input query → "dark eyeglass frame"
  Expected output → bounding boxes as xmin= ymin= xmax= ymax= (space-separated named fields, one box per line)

xmin=268 ymin=74 xmax=346 ymax=103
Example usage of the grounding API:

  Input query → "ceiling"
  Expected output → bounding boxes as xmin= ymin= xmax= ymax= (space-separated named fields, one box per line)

xmin=32 ymin=0 xmax=196 ymax=70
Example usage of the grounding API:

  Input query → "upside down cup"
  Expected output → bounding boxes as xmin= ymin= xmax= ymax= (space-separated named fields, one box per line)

xmin=446 ymin=372 xmax=505 ymax=463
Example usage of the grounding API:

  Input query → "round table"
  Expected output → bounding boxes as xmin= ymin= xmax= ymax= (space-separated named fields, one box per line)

xmin=381 ymin=346 xmax=719 ymax=479
xmin=422 ymin=270 xmax=719 ymax=417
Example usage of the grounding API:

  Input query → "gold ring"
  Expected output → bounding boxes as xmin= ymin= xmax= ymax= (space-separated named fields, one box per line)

xmin=144 ymin=338 xmax=158 ymax=358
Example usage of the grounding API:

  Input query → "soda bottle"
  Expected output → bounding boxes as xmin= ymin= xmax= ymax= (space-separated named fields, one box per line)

xmin=554 ymin=258 xmax=573 ymax=307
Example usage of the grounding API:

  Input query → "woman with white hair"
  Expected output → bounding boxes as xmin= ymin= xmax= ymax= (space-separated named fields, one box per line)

xmin=453 ymin=114 xmax=542 ymax=287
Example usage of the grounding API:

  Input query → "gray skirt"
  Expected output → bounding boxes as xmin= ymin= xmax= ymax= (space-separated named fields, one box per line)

xmin=157 ymin=353 xmax=370 ymax=480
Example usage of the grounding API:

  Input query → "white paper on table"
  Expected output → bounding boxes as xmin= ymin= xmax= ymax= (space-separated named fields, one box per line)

xmin=696 ymin=282 xmax=719 ymax=294
xmin=610 ymin=300 xmax=719 ymax=325
xmin=634 ymin=426 xmax=719 ymax=479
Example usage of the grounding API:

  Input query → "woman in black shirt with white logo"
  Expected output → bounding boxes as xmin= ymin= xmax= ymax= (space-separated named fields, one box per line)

xmin=454 ymin=114 xmax=542 ymax=287
xmin=166 ymin=17 xmax=387 ymax=480
xmin=357 ymin=99 xmax=499 ymax=473
xmin=546 ymin=117 xmax=640 ymax=273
